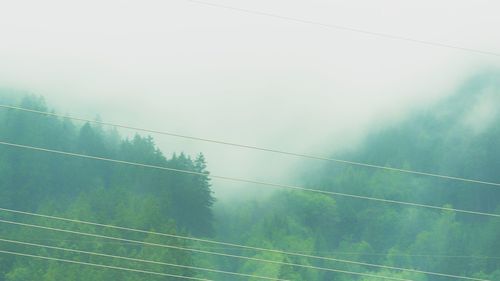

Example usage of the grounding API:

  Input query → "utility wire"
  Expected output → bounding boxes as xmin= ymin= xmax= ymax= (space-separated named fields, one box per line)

xmin=0 ymin=207 xmax=489 ymax=281
xmin=0 ymin=140 xmax=499 ymax=218
xmin=185 ymin=0 xmax=500 ymax=57
xmin=1 ymin=104 xmax=499 ymax=188
xmin=26 ymin=238 xmax=500 ymax=260
xmin=0 ymin=218 xmax=414 ymax=281
xmin=0 ymin=237 xmax=288 ymax=281
xmin=0 ymin=249 xmax=211 ymax=281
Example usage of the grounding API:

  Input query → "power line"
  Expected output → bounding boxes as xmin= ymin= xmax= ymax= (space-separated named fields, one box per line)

xmin=0 ymin=218 xmax=414 ymax=281
xmin=0 ymin=140 xmax=499 ymax=218
xmin=1 ymin=104 xmax=499 ymax=188
xmin=25 ymin=238 xmax=500 ymax=260
xmin=0 ymin=207 xmax=489 ymax=281
xmin=185 ymin=0 xmax=500 ymax=57
xmin=0 ymin=237 xmax=288 ymax=281
xmin=0 ymin=249 xmax=211 ymax=281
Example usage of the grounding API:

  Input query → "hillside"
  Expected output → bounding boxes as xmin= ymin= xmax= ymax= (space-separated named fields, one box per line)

xmin=0 ymin=75 xmax=499 ymax=280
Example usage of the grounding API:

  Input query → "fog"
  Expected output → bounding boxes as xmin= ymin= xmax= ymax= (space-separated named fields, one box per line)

xmin=1 ymin=0 xmax=499 ymax=199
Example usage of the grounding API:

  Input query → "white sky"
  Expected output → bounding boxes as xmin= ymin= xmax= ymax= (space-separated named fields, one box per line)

xmin=0 ymin=0 xmax=499 ymax=199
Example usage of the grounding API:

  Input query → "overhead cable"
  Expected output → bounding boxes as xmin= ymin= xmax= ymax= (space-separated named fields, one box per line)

xmin=0 ymin=218 xmax=414 ymax=281
xmin=0 ymin=207 xmax=488 ymax=281
xmin=185 ymin=0 xmax=500 ymax=57
xmin=0 ymin=249 xmax=211 ymax=281
xmin=0 ymin=237 xmax=288 ymax=281
xmin=1 ymin=104 xmax=499 ymax=188
xmin=0 ymin=140 xmax=498 ymax=218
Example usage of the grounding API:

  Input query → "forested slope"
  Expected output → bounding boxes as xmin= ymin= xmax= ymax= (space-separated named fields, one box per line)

xmin=0 ymin=73 xmax=499 ymax=281
xmin=0 ymin=95 xmax=214 ymax=280
xmin=213 ymin=74 xmax=500 ymax=280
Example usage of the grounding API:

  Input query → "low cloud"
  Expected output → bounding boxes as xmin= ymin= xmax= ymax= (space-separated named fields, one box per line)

xmin=0 ymin=0 xmax=499 ymax=200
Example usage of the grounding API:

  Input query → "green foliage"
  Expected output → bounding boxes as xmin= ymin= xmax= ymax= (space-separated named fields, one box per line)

xmin=213 ymin=75 xmax=500 ymax=280
xmin=0 ymin=95 xmax=215 ymax=280
xmin=1 ymin=74 xmax=499 ymax=281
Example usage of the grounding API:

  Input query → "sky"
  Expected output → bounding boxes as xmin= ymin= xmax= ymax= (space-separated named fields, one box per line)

xmin=0 ymin=0 xmax=499 ymax=199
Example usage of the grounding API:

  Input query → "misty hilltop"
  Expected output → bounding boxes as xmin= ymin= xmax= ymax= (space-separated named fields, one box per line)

xmin=1 ymin=0 xmax=499 ymax=280
xmin=212 ymin=73 xmax=500 ymax=281
xmin=0 ymin=72 xmax=499 ymax=280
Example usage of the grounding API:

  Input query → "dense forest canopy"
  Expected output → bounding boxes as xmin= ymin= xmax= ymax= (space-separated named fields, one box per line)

xmin=0 ymin=73 xmax=499 ymax=280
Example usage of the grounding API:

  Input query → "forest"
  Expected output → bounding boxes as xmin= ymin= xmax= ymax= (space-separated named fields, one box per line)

xmin=0 ymin=73 xmax=499 ymax=281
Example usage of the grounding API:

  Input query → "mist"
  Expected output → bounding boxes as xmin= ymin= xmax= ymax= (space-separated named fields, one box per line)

xmin=1 ymin=0 xmax=499 ymax=200
xmin=1 ymin=1 xmax=500 ymax=280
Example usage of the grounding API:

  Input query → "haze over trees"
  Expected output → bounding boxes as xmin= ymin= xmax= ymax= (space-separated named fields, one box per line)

xmin=0 ymin=73 xmax=499 ymax=280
